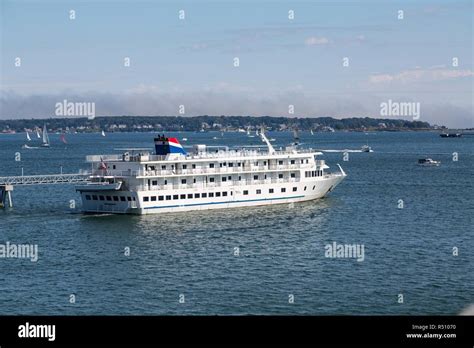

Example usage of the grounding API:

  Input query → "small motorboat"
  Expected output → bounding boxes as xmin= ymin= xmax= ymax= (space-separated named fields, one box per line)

xmin=418 ymin=158 xmax=440 ymax=166
xmin=440 ymin=133 xmax=462 ymax=138
xmin=361 ymin=145 xmax=373 ymax=152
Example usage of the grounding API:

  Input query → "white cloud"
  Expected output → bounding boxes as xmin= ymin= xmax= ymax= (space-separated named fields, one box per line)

xmin=304 ymin=36 xmax=329 ymax=46
xmin=369 ymin=68 xmax=474 ymax=84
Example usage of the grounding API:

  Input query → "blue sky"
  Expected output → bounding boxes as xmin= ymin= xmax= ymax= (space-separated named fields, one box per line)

xmin=1 ymin=0 xmax=472 ymax=127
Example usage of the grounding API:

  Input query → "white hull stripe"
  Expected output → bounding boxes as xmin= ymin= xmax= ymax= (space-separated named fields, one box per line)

xmin=143 ymin=194 xmax=306 ymax=209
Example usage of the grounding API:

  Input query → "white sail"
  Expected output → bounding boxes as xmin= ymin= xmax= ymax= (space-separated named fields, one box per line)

xmin=36 ymin=130 xmax=41 ymax=138
xmin=26 ymin=132 xmax=31 ymax=141
xmin=41 ymin=124 xmax=50 ymax=147
xmin=101 ymin=130 xmax=106 ymax=137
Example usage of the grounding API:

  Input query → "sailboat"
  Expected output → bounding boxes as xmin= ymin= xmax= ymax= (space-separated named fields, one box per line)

xmin=310 ymin=129 xmax=314 ymax=135
xmin=101 ymin=130 xmax=106 ymax=137
xmin=36 ymin=129 xmax=41 ymax=138
xmin=41 ymin=124 xmax=50 ymax=147
xmin=26 ymin=131 xmax=31 ymax=141
xmin=292 ymin=129 xmax=300 ymax=145
xmin=60 ymin=134 xmax=68 ymax=144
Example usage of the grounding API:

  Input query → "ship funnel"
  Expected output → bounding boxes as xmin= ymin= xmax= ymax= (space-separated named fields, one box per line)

xmin=154 ymin=135 xmax=187 ymax=155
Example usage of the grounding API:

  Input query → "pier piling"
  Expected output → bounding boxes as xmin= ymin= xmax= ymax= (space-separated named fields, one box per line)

xmin=0 ymin=185 xmax=14 ymax=208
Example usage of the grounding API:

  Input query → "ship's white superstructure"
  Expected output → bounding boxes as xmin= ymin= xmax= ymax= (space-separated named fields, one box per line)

xmin=76 ymin=133 xmax=346 ymax=214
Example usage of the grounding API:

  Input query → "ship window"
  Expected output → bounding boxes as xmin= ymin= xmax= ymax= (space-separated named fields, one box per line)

xmin=256 ymin=189 xmax=261 ymax=194
xmin=304 ymin=186 xmax=307 ymax=191
xmin=254 ymin=162 xmax=258 ymax=166
xmin=159 ymin=196 xmax=164 ymax=201
xmin=127 ymin=197 xmax=131 ymax=201
xmin=269 ymin=188 xmax=274 ymax=193
xmin=243 ymin=190 xmax=248 ymax=195
xmin=238 ymin=163 xmax=241 ymax=167
xmin=166 ymin=195 xmax=171 ymax=200
xmin=222 ymin=177 xmax=227 ymax=182
xmin=173 ymin=195 xmax=179 ymax=200
xmin=216 ymin=192 xmax=221 ymax=197
xmin=293 ymin=187 xmax=297 ymax=192
xmin=181 ymin=179 xmax=187 ymax=184
xmin=228 ymin=163 xmax=233 ymax=167
xmin=278 ymin=160 xmax=283 ymax=165
xmin=210 ymin=163 xmax=215 ymax=168
xmin=132 ymin=197 xmax=136 ymax=201
xmin=290 ymin=160 xmax=295 ymax=164
xmin=209 ymin=192 xmax=214 ymax=197
xmin=152 ymin=180 xmax=158 ymax=186
xmin=92 ymin=195 xmax=98 ymax=200
xmin=210 ymin=177 xmax=215 ymax=183
xmin=151 ymin=196 xmax=157 ymax=201
xmin=278 ymin=174 xmax=283 ymax=179
xmin=113 ymin=165 xmax=116 ymax=169
xmin=281 ymin=188 xmax=286 ymax=193
xmin=238 ymin=176 xmax=241 ymax=181
xmin=202 ymin=193 xmax=207 ymax=198
xmin=194 ymin=193 xmax=200 ymax=198
xmin=222 ymin=192 xmax=228 ymax=196
xmin=253 ymin=175 xmax=258 ymax=180
xmin=164 ymin=180 xmax=168 ymax=185
xmin=187 ymin=194 xmax=193 ymax=199
xmin=182 ymin=164 xmax=187 ymax=169
xmin=106 ymin=196 xmax=112 ymax=201
xmin=313 ymin=186 xmax=316 ymax=190
xmin=99 ymin=196 xmax=105 ymax=201
xmin=144 ymin=197 xmax=149 ymax=202
xmin=85 ymin=195 xmax=91 ymax=200
xmin=291 ymin=173 xmax=296 ymax=178
xmin=231 ymin=191 xmax=233 ymax=195
xmin=120 ymin=196 xmax=126 ymax=202
xmin=149 ymin=166 xmax=155 ymax=170
xmin=219 ymin=163 xmax=223 ymax=168
xmin=192 ymin=164 xmax=196 ymax=169
xmin=193 ymin=178 xmax=196 ymax=183
xmin=263 ymin=161 xmax=267 ymax=165
xmin=306 ymin=159 xmax=309 ymax=163
xmin=300 ymin=160 xmax=303 ymax=164
xmin=161 ymin=165 xmax=166 ymax=170
xmin=180 ymin=194 xmax=186 ymax=199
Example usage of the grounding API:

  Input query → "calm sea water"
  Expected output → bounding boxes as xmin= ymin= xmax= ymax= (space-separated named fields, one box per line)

xmin=0 ymin=131 xmax=472 ymax=315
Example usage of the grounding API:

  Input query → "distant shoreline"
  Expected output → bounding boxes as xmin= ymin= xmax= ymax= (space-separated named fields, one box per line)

xmin=0 ymin=115 xmax=449 ymax=133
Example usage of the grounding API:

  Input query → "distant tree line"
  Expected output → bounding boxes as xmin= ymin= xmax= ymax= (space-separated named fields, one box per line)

xmin=0 ymin=115 xmax=434 ymax=132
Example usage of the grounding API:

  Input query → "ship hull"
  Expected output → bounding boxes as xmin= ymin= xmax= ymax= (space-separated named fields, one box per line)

xmin=78 ymin=175 xmax=345 ymax=215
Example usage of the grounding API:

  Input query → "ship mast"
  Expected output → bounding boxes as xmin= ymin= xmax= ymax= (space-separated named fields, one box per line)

xmin=259 ymin=127 xmax=275 ymax=155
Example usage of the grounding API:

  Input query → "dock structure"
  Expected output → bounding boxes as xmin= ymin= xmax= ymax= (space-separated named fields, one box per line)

xmin=0 ymin=172 xmax=90 ymax=208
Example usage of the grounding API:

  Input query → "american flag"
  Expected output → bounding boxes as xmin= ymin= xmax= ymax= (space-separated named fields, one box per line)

xmin=99 ymin=157 xmax=107 ymax=171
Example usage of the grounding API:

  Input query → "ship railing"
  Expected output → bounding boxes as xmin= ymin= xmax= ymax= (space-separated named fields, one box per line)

xmin=136 ymin=178 xmax=308 ymax=192
xmin=86 ymin=149 xmax=322 ymax=163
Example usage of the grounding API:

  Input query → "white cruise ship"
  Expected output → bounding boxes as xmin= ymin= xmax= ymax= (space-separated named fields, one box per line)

xmin=76 ymin=132 xmax=347 ymax=214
